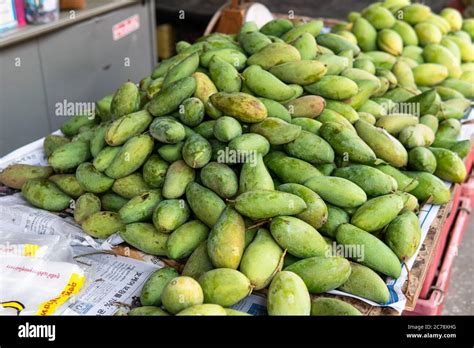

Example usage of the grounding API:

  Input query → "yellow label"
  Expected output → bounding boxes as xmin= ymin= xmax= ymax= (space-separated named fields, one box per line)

xmin=36 ymin=273 xmax=86 ymax=316
xmin=23 ymin=244 xmax=40 ymax=257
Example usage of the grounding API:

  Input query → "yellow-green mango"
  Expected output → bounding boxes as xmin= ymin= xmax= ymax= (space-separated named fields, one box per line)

xmin=199 ymin=269 xmax=252 ymax=307
xmin=260 ymin=18 xmax=294 ymax=37
xmin=363 ymin=5 xmax=395 ymax=29
xmin=290 ymin=32 xmax=317 ymax=60
xmin=333 ymin=165 xmax=397 ymax=197
xmin=140 ymin=267 xmax=179 ymax=306
xmin=120 ymin=222 xmax=168 ymax=255
xmin=192 ymin=72 xmax=222 ymax=119
xmin=44 ymin=135 xmax=70 ymax=157
xmin=182 ymin=240 xmax=214 ymax=280
xmin=74 ymin=193 xmax=101 ymax=224
xmin=111 ymin=81 xmax=140 ymax=118
xmin=152 ymin=199 xmax=190 ymax=233
xmin=284 ymin=130 xmax=334 ymax=165
xmin=311 ymin=297 xmax=362 ymax=316
xmin=285 ymin=256 xmax=351 ymax=293
xmin=404 ymin=171 xmax=451 ymax=204
xmin=0 ymin=164 xmax=53 ymax=189
xmin=21 ymin=179 xmax=71 ymax=212
xmin=176 ymin=303 xmax=226 ymax=316
xmin=281 ymin=20 xmax=323 ymax=42
xmin=400 ymin=4 xmax=431 ymax=25
xmin=377 ymin=29 xmax=403 ymax=56
xmin=83 ymin=211 xmax=125 ymax=239
xmin=247 ymin=42 xmax=301 ymax=69
xmin=413 ymin=63 xmax=448 ymax=86
xmin=264 ymin=151 xmax=322 ymax=184
xmin=239 ymin=153 xmax=274 ymax=193
xmin=162 ymin=160 xmax=195 ymax=199
xmin=384 ymin=211 xmax=421 ymax=260
xmin=161 ymin=276 xmax=203 ymax=314
xmin=186 ymin=182 xmax=225 ymax=227
xmin=105 ymin=134 xmax=154 ymax=179
xmin=423 ymin=44 xmax=461 ymax=78
xmin=376 ymin=164 xmax=418 ymax=192
xmin=207 ymin=207 xmax=245 ymax=269
xmin=250 ymin=118 xmax=301 ymax=145
xmin=49 ymin=140 xmax=91 ymax=173
xmin=351 ymin=194 xmax=404 ymax=232
xmin=319 ymin=204 xmax=350 ymax=238
xmin=338 ymin=262 xmax=390 ymax=303
xmin=112 ymin=172 xmax=150 ymax=199
xmin=105 ymin=110 xmax=152 ymax=146
xmin=48 ymin=174 xmax=84 ymax=198
xmin=304 ymin=176 xmax=367 ymax=208
xmin=148 ymin=76 xmax=196 ymax=117
xmin=75 ymin=162 xmax=114 ymax=194
xmin=305 ymin=75 xmax=359 ymax=100
xmin=118 ymin=190 xmax=161 ymax=224
xmin=167 ymin=220 xmax=209 ymax=259
xmin=210 ymin=92 xmax=267 ymax=123
xmin=336 ymin=223 xmax=401 ymax=278
xmin=398 ymin=124 xmax=435 ymax=149
xmin=267 ymin=271 xmax=311 ymax=316
xmin=92 ymin=146 xmax=121 ymax=172
xmin=100 ymin=192 xmax=128 ymax=212
xmin=429 ymin=147 xmax=466 ymax=183
xmin=314 ymin=54 xmax=349 ymax=75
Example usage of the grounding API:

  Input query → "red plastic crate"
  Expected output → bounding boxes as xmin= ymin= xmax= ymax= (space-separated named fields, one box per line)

xmin=404 ymin=196 xmax=471 ymax=315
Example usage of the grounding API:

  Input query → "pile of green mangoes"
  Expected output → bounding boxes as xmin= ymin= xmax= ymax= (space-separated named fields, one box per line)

xmin=1 ymin=0 xmax=473 ymax=316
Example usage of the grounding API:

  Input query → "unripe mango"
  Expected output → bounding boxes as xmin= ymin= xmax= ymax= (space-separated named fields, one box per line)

xmin=74 ymin=193 xmax=101 ymax=224
xmin=336 ymin=223 xmax=401 ymax=278
xmin=162 ymin=160 xmax=195 ymax=199
xmin=351 ymin=194 xmax=404 ymax=232
xmin=333 ymin=165 xmax=397 ymax=197
xmin=413 ymin=63 xmax=449 ymax=86
xmin=76 ymin=162 xmax=114 ymax=194
xmin=120 ymin=222 xmax=168 ymax=255
xmin=118 ymin=190 xmax=162 ymax=224
xmin=0 ymin=164 xmax=53 ymax=189
xmin=140 ymin=267 xmax=179 ymax=306
xmin=161 ymin=276 xmax=203 ymax=314
xmin=250 ymin=118 xmax=301 ymax=145
xmin=285 ymin=256 xmax=351 ymax=293
xmin=319 ymin=204 xmax=350 ymax=238
xmin=22 ymin=179 xmax=71 ymax=212
xmin=338 ymin=262 xmax=389 ymax=304
xmin=167 ymin=220 xmax=209 ymax=260
xmin=311 ymin=297 xmax=362 ymax=316
xmin=182 ymin=241 xmax=214 ymax=280
xmin=210 ymin=92 xmax=267 ymax=123
xmin=404 ymin=171 xmax=450 ymax=204
xmin=105 ymin=110 xmax=152 ymax=146
xmin=304 ymin=176 xmax=367 ymax=208
xmin=408 ymin=147 xmax=437 ymax=173
xmin=148 ymin=77 xmax=196 ymax=117
xmin=264 ymin=151 xmax=322 ymax=184
xmin=207 ymin=207 xmax=245 ymax=269
xmin=429 ymin=147 xmax=466 ymax=183
xmin=49 ymin=140 xmax=91 ymax=173
xmin=199 ymin=269 xmax=252 ymax=307
xmin=267 ymin=271 xmax=311 ymax=316
xmin=384 ymin=211 xmax=421 ymax=260
xmin=305 ymin=76 xmax=359 ymax=100
xmin=83 ymin=211 xmax=125 ymax=239
xmin=247 ymin=42 xmax=301 ymax=69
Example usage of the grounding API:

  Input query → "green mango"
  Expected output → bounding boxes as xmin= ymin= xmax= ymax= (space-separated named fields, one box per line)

xmin=362 ymin=5 xmax=396 ymax=29
xmin=278 ymin=183 xmax=328 ymax=229
xmin=305 ymin=75 xmax=358 ymax=100
xmin=228 ymin=133 xmax=270 ymax=155
xmin=351 ymin=17 xmax=377 ymax=52
xmin=100 ymin=192 xmax=128 ymax=212
xmin=199 ymin=269 xmax=252 ymax=307
xmin=264 ymin=151 xmax=322 ymax=184
xmin=210 ymin=92 xmax=267 ymax=123
xmin=441 ymin=78 xmax=474 ymax=98
xmin=157 ymin=142 xmax=184 ymax=162
xmin=213 ymin=116 xmax=242 ymax=142
xmin=311 ymin=297 xmax=362 ymax=316
xmin=353 ymin=58 xmax=376 ymax=74
xmin=112 ymin=173 xmax=150 ymax=199
xmin=89 ymin=123 xmax=109 ymax=158
xmin=285 ymin=96 xmax=325 ymax=119
xmin=257 ymin=98 xmax=291 ymax=123
xmin=176 ymin=304 xmax=226 ymax=316
xmin=161 ymin=276 xmax=203 ymax=314
xmin=284 ymin=131 xmax=334 ymax=165
xmin=401 ymin=3 xmax=432 ymax=25
xmin=163 ymin=52 xmax=199 ymax=87
xmin=319 ymin=204 xmax=350 ymax=238
xmin=118 ymin=190 xmax=162 ymax=224
xmin=304 ymin=176 xmax=367 ymax=208
xmin=162 ymin=160 xmax=195 ymax=199
xmin=336 ymin=223 xmax=401 ymax=278
xmin=423 ymin=44 xmax=462 ymax=78
xmin=49 ymin=140 xmax=91 ymax=173
xmin=95 ymin=95 xmax=113 ymax=122
xmin=375 ymin=114 xmax=419 ymax=135
xmin=0 ymin=164 xmax=53 ymax=189
xmin=167 ymin=220 xmax=209 ymax=259
xmin=120 ymin=222 xmax=168 ymax=255
xmin=44 ymin=135 xmax=70 ymax=157
xmin=76 ymin=162 xmax=114 ymax=194
xmin=316 ymin=33 xmax=360 ymax=55
xmin=182 ymin=240 xmax=214 ymax=280
xmin=261 ymin=18 xmax=294 ymax=37
xmin=408 ymin=147 xmax=437 ymax=173
xmin=338 ymin=262 xmax=389 ymax=304
xmin=92 ymin=146 xmax=121 ymax=172
xmin=419 ymin=115 xmax=439 ymax=134
xmin=148 ymin=77 xmax=196 ymax=117
xmin=200 ymin=162 xmax=238 ymax=198
xmin=239 ymin=153 xmax=274 ymax=193
xmin=449 ymin=140 xmax=471 ymax=159
xmin=192 ymin=72 xmax=222 ymax=119
xmin=413 ymin=63 xmax=448 ymax=86
xmin=320 ymin=122 xmax=377 ymax=165
xmin=105 ymin=135 xmax=154 ymax=179
xmin=285 ymin=256 xmax=351 ymax=293
xmin=351 ymin=194 xmax=404 ymax=232
xmin=239 ymin=229 xmax=284 ymax=290
xmin=358 ymin=100 xmax=387 ymax=119
xmin=291 ymin=118 xmax=322 ymax=134
xmin=392 ymin=20 xmax=418 ymax=46
xmin=105 ymin=110 xmax=152 ymax=146
xmin=269 ymin=60 xmax=327 ymax=86
xmin=182 ymin=134 xmax=212 ymax=169
xmin=60 ymin=115 xmax=98 ymax=137
xmin=399 ymin=124 xmax=435 ymax=149
xmin=314 ymin=54 xmax=349 ymax=75
xmin=193 ymin=120 xmax=216 ymax=139
xmin=200 ymin=49 xmax=247 ymax=70
xmin=177 ymin=97 xmax=205 ymax=127
xmin=376 ymin=164 xmax=418 ymax=192
xmin=74 ymin=193 xmax=101 ymax=224
xmin=83 ymin=211 xmax=125 ymax=239
xmin=21 ymin=179 xmax=71 ymax=212
xmin=281 ymin=20 xmax=323 ymax=42
xmin=429 ymin=147 xmax=466 ymax=183
xmin=149 ymin=117 xmax=186 ymax=144
xmin=384 ymin=211 xmax=421 ymax=260
xmin=234 ymin=190 xmax=307 ymax=220
xmin=140 ymin=267 xmax=179 ymax=306
xmin=404 ymin=171 xmax=451 ymax=204
xmin=207 ymin=207 xmax=245 ymax=269
xmin=186 ymin=182 xmax=225 ymax=227
xmin=242 ymin=65 xmax=294 ymax=101
xmin=290 ymin=32 xmax=317 ymax=60
xmin=152 ymin=199 xmax=190 ymax=233
xmin=267 ymin=271 xmax=311 ymax=316
xmin=239 ymin=31 xmax=272 ymax=55
xmin=333 ymin=165 xmax=397 ymax=197
xmin=250 ymin=118 xmax=301 ymax=145
xmin=325 ymin=100 xmax=359 ymax=123
xmin=392 ymin=61 xmax=417 ymax=90
xmin=209 ymin=55 xmax=242 ymax=93
xmin=142 ymin=155 xmax=168 ymax=189
xmin=377 ymin=29 xmax=403 ymax=56
xmin=111 ymin=82 xmax=140 ymax=119
xmin=270 ymin=216 xmax=326 ymax=258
